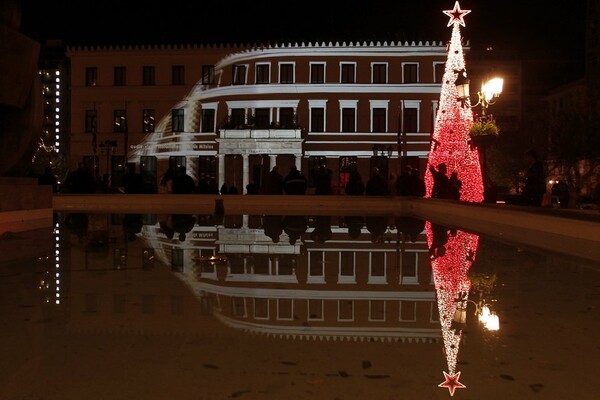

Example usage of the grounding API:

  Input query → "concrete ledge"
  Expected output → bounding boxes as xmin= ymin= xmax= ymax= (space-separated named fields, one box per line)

xmin=0 ymin=208 xmax=54 ymax=233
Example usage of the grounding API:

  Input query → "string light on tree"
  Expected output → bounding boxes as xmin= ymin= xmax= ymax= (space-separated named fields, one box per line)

xmin=425 ymin=1 xmax=484 ymax=203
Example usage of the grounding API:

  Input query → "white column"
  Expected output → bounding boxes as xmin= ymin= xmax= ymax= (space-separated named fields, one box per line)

xmin=242 ymin=154 xmax=249 ymax=194
xmin=295 ymin=155 xmax=302 ymax=171
xmin=269 ymin=155 xmax=277 ymax=170
xmin=217 ymin=154 xmax=225 ymax=191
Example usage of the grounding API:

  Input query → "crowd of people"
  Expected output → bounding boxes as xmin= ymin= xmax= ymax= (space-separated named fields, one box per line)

xmin=39 ymin=148 xmax=594 ymax=210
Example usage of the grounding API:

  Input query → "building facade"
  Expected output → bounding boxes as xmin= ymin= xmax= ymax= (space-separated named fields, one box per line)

xmin=67 ymin=41 xmax=450 ymax=193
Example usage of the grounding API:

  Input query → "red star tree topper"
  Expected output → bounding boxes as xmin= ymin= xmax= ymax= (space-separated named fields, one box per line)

xmin=425 ymin=1 xmax=483 ymax=202
xmin=439 ymin=370 xmax=467 ymax=396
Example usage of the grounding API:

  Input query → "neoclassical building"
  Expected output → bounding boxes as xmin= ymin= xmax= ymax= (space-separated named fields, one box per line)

xmin=67 ymin=41 xmax=451 ymax=193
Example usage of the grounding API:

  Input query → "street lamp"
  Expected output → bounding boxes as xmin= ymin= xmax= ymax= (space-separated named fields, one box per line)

xmin=455 ymin=70 xmax=503 ymax=115
xmin=455 ymin=69 xmax=503 ymax=202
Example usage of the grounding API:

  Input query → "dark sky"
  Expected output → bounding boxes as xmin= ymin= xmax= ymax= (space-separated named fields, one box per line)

xmin=18 ymin=0 xmax=586 ymax=62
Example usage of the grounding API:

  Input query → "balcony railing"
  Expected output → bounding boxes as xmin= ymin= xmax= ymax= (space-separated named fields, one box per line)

xmin=219 ymin=128 xmax=301 ymax=139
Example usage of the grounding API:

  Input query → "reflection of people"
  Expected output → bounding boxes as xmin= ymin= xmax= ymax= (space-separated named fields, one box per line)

xmin=171 ymin=214 xmax=196 ymax=242
xmin=522 ymin=149 xmax=546 ymax=206
xmin=395 ymin=216 xmax=425 ymax=242
xmin=429 ymin=222 xmax=449 ymax=259
xmin=344 ymin=215 xmax=364 ymax=239
xmin=283 ymin=215 xmax=308 ymax=244
xmin=263 ymin=215 xmax=283 ymax=243
xmin=311 ymin=216 xmax=332 ymax=243
xmin=366 ymin=215 xmax=387 ymax=243
xmin=123 ymin=213 xmax=143 ymax=241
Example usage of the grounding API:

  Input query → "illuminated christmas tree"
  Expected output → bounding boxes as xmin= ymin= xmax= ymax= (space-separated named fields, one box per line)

xmin=425 ymin=1 xmax=483 ymax=202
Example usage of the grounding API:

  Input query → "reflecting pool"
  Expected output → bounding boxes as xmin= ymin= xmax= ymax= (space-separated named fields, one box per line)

xmin=1 ymin=212 xmax=598 ymax=399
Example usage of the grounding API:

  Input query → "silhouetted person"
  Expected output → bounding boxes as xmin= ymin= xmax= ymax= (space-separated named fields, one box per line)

xmin=429 ymin=163 xmax=450 ymax=199
xmin=448 ymin=171 xmax=462 ymax=200
xmin=160 ymin=167 xmax=175 ymax=193
xmin=283 ymin=165 xmax=308 ymax=194
xmin=522 ymin=149 xmax=546 ymax=206
xmin=171 ymin=166 xmax=196 ymax=194
xmin=551 ymin=180 xmax=570 ymax=208
xmin=395 ymin=216 xmax=425 ymax=242
xmin=123 ymin=163 xmax=143 ymax=194
xmin=220 ymin=183 xmax=229 ymax=195
xmin=246 ymin=180 xmax=259 ymax=194
xmin=38 ymin=166 xmax=58 ymax=193
xmin=264 ymin=166 xmax=284 ymax=194
xmin=345 ymin=170 xmax=365 ymax=195
xmin=64 ymin=162 xmax=97 ymax=193
xmin=228 ymin=185 xmax=239 ymax=194
xmin=366 ymin=215 xmax=387 ymax=242
xmin=365 ymin=167 xmax=388 ymax=196
xmin=314 ymin=165 xmax=332 ymax=195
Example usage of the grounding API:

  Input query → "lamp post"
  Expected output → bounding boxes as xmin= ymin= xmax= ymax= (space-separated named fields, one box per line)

xmin=98 ymin=140 xmax=118 ymax=192
xmin=455 ymin=70 xmax=503 ymax=202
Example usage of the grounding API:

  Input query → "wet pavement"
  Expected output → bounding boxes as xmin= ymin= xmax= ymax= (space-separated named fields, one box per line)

xmin=0 ymin=212 xmax=598 ymax=400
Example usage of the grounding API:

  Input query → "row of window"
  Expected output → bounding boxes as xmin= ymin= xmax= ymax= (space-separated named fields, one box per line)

xmin=85 ymin=65 xmax=216 ymax=87
xmin=84 ymin=62 xmax=445 ymax=87
xmin=233 ymin=61 xmax=445 ymax=85
xmin=230 ymin=297 xmax=427 ymax=322
xmin=84 ymin=103 xmax=421 ymax=134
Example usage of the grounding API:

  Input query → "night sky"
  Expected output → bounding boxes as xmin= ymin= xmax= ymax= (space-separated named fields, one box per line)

xmin=18 ymin=0 xmax=586 ymax=62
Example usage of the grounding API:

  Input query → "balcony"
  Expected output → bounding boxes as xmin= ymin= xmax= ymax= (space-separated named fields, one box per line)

xmin=219 ymin=128 xmax=301 ymax=139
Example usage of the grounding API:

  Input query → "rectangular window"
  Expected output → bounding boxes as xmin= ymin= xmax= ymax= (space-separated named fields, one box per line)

xmin=113 ymin=109 xmax=127 ymax=132
xmin=372 ymin=63 xmax=387 ymax=84
xmin=172 ymin=65 xmax=185 ymax=85
xmin=309 ymin=251 xmax=324 ymax=277
xmin=403 ymin=107 xmax=418 ymax=132
xmin=341 ymin=63 xmax=355 ymax=83
xmin=201 ymin=108 xmax=215 ymax=132
xmin=371 ymin=252 xmax=385 ymax=277
xmin=308 ymin=299 xmax=324 ymax=320
xmin=256 ymin=64 xmax=270 ymax=84
xmin=277 ymin=299 xmax=293 ymax=320
xmin=85 ymin=109 xmax=97 ymax=133
xmin=310 ymin=107 xmax=325 ymax=132
xmin=232 ymin=64 xmax=247 ymax=85
xmin=172 ymin=108 xmax=184 ymax=132
xmin=142 ymin=109 xmax=155 ymax=133
xmin=254 ymin=108 xmax=270 ymax=129
xmin=142 ymin=66 xmax=155 ymax=86
xmin=434 ymin=63 xmax=445 ymax=83
xmin=114 ymin=66 xmax=126 ymax=86
xmin=399 ymin=300 xmax=417 ymax=321
xmin=372 ymin=108 xmax=387 ymax=132
xmin=202 ymin=65 xmax=215 ymax=84
xmin=341 ymin=107 xmax=356 ymax=132
xmin=254 ymin=298 xmax=269 ymax=319
xmin=279 ymin=63 xmax=294 ymax=84
xmin=340 ymin=251 xmax=355 ymax=277
xmin=232 ymin=297 xmax=246 ymax=317
xmin=85 ymin=67 xmax=98 ymax=86
xmin=230 ymin=108 xmax=245 ymax=128
xmin=403 ymin=63 xmax=418 ymax=83
xmin=310 ymin=63 xmax=325 ymax=83
xmin=370 ymin=300 xmax=386 ymax=321
xmin=279 ymin=107 xmax=294 ymax=128
xmin=198 ymin=156 xmax=217 ymax=183
xmin=338 ymin=300 xmax=354 ymax=321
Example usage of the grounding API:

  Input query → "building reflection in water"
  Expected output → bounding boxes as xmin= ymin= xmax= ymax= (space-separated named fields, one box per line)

xmin=56 ymin=212 xmax=492 ymax=395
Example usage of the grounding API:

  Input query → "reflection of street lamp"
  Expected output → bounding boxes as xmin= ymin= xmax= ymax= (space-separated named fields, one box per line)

xmin=453 ymin=297 xmax=500 ymax=331
xmin=455 ymin=70 xmax=503 ymax=202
